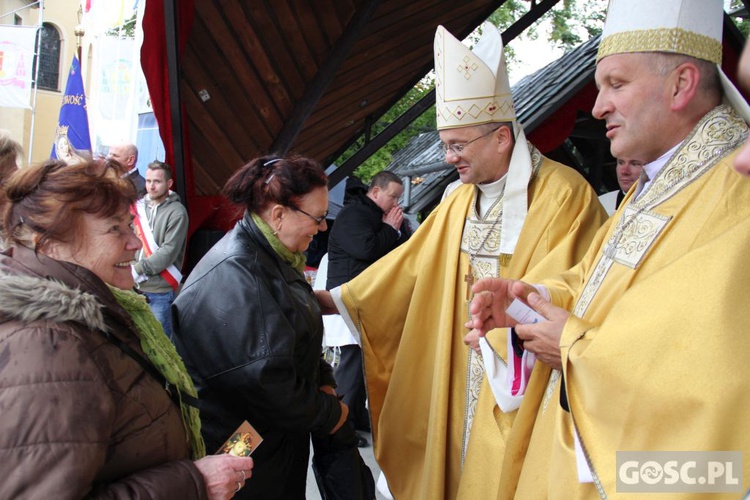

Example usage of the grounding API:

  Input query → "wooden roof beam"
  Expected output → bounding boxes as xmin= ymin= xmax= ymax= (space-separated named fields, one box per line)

xmin=270 ymin=0 xmax=381 ymax=154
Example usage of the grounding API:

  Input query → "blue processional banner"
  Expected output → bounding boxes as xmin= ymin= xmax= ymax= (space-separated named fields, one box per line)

xmin=51 ymin=55 xmax=92 ymax=163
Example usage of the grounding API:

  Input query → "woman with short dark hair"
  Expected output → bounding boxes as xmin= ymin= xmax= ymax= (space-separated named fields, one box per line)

xmin=174 ymin=155 xmax=372 ymax=499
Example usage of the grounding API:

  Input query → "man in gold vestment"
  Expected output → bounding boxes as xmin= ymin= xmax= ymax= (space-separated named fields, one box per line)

xmin=470 ymin=0 xmax=750 ymax=498
xmin=318 ymin=24 xmax=606 ymax=499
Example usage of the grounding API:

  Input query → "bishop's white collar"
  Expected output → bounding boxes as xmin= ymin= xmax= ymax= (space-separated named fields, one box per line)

xmin=635 ymin=142 xmax=681 ymax=199
xmin=476 ymin=173 xmax=507 ymax=218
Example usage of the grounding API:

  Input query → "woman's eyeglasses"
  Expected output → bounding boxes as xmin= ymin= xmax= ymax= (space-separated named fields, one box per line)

xmin=295 ymin=208 xmax=328 ymax=225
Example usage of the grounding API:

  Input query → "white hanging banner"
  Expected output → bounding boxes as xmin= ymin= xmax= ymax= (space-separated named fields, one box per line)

xmin=81 ymin=0 xmax=130 ymax=37
xmin=89 ymin=36 xmax=135 ymax=148
xmin=0 ymin=25 xmax=38 ymax=109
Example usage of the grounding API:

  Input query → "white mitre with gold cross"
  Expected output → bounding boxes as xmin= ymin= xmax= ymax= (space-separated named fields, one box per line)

xmin=434 ymin=23 xmax=533 ymax=259
xmin=434 ymin=23 xmax=514 ymax=129
xmin=597 ymin=0 xmax=750 ymax=122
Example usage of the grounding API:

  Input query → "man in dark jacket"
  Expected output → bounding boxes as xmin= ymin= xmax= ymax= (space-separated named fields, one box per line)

xmin=326 ymin=171 xmax=410 ymax=446
xmin=108 ymin=142 xmax=147 ymax=198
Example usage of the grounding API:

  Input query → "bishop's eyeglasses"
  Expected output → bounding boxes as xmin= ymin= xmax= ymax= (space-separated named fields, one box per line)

xmin=438 ymin=126 xmax=502 ymax=156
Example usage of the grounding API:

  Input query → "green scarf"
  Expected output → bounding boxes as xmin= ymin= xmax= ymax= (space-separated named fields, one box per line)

xmin=108 ymin=286 xmax=206 ymax=459
xmin=251 ymin=212 xmax=307 ymax=273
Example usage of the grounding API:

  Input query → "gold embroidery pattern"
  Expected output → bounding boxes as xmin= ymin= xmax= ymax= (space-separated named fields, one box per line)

xmin=574 ymin=254 xmax=615 ymax=318
xmin=605 ymin=208 xmax=671 ymax=269
xmin=529 ymin=143 xmax=543 ymax=168
xmin=573 ymin=105 xmax=748 ymax=319
xmin=461 ymin=143 xmax=545 ymax=459
xmin=541 ymin=369 xmax=561 ymax=413
xmin=576 ymin=207 xmax=670 ymax=316
xmin=462 ymin=204 xmax=504 ymax=256
xmin=461 ymin=193 xmax=504 ymax=463
xmin=434 ymin=30 xmax=444 ymax=99
xmin=462 ymin=348 xmax=485 ymax=468
xmin=637 ymin=106 xmax=749 ymax=208
xmin=472 ymin=259 xmax=495 ymax=278
xmin=460 ymin=186 xmax=505 ymax=284
xmin=597 ymin=28 xmax=722 ymax=64
xmin=457 ymin=55 xmax=479 ymax=80
xmin=439 ymin=97 xmax=515 ymax=125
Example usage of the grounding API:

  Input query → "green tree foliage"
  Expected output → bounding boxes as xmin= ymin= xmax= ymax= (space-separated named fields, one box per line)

xmin=106 ymin=13 xmax=137 ymax=38
xmin=487 ymin=0 xmax=607 ymax=53
xmin=728 ymin=0 xmax=750 ymax=36
xmin=548 ymin=0 xmax=607 ymax=48
xmin=339 ymin=80 xmax=436 ymax=183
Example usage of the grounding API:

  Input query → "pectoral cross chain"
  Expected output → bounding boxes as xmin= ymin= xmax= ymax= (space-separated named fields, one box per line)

xmin=464 ymin=264 xmax=475 ymax=301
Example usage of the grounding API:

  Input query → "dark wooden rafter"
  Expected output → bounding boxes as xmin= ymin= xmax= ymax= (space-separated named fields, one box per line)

xmin=498 ymin=0 xmax=560 ymax=44
xmin=270 ymin=0 xmax=382 ymax=154
xmin=323 ymin=1 xmax=513 ymax=182
xmin=323 ymin=7 xmax=506 ymax=165
xmin=326 ymin=0 xmax=562 ymax=188
xmin=164 ymin=0 xmax=187 ymax=206
xmin=326 ymin=94 xmax=435 ymax=187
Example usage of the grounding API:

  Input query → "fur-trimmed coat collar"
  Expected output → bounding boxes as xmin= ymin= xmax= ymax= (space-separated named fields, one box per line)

xmin=0 ymin=273 xmax=106 ymax=332
xmin=0 ymin=245 xmax=205 ymax=499
xmin=0 ymin=245 xmax=128 ymax=334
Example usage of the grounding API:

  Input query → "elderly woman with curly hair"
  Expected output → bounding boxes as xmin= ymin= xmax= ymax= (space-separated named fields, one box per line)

xmin=0 ymin=158 xmax=253 ymax=498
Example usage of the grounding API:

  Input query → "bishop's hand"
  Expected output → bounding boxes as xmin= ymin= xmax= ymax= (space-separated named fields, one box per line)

xmin=314 ymin=290 xmax=338 ymax=315
xmin=514 ymin=292 xmax=568 ymax=370
xmin=463 ymin=328 xmax=483 ymax=354
xmin=468 ymin=278 xmax=536 ymax=334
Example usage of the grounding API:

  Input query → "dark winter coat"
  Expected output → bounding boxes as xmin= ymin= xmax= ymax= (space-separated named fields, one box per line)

xmin=129 ymin=169 xmax=147 ymax=198
xmin=326 ymin=187 xmax=407 ymax=289
xmin=173 ymin=213 xmax=342 ymax=500
xmin=0 ymin=245 xmax=205 ymax=499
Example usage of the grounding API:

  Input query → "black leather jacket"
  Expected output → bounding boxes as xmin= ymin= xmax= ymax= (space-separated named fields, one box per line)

xmin=173 ymin=213 xmax=340 ymax=498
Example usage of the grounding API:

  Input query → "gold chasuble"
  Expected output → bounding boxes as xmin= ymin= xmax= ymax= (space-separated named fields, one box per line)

xmin=536 ymin=105 xmax=750 ymax=499
xmin=340 ymin=147 xmax=607 ymax=499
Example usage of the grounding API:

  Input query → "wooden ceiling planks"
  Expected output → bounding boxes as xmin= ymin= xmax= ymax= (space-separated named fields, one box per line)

xmin=269 ymin=2 xmax=320 ymax=82
xmin=304 ymin=0 xmax=353 ymax=49
xmin=290 ymin=1 xmax=343 ymax=65
xmin=301 ymin=0 xmax=493 ymax=144
xmin=182 ymin=86 xmax=245 ymax=182
xmin=221 ymin=2 xmax=298 ymax=117
xmin=189 ymin=142 xmax=226 ymax=196
xmin=180 ymin=0 xmax=503 ymax=195
xmin=180 ymin=54 xmax=258 ymax=160
xmin=291 ymin=2 xmax=457 ymax=155
xmin=189 ymin=20 xmax=280 ymax=137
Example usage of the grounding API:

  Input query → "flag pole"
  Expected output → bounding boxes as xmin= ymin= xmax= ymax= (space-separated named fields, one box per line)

xmin=27 ymin=0 xmax=44 ymax=164
xmin=75 ymin=5 xmax=85 ymax=70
